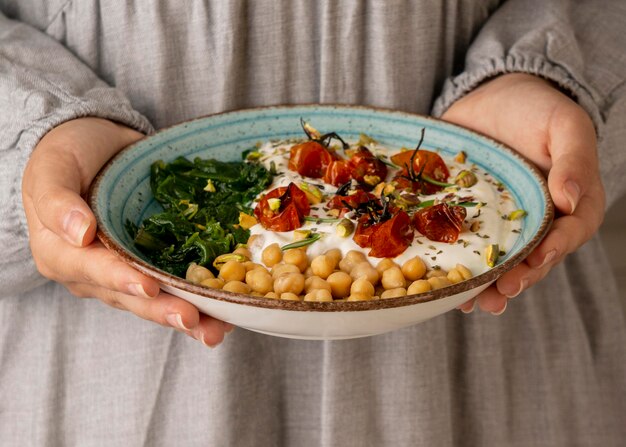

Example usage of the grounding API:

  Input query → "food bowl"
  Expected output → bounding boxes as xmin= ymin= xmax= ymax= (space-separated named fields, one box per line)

xmin=89 ymin=105 xmax=553 ymax=340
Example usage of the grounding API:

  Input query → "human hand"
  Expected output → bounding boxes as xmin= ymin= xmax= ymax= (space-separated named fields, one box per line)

xmin=22 ymin=117 xmax=233 ymax=346
xmin=442 ymin=73 xmax=605 ymax=315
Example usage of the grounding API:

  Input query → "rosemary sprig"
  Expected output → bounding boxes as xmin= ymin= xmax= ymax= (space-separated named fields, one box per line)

xmin=281 ymin=233 xmax=321 ymax=250
xmin=303 ymin=216 xmax=341 ymax=223
xmin=415 ymin=200 xmax=479 ymax=209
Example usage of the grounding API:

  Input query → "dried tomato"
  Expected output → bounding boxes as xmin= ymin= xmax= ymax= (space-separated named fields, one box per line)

xmin=327 ymin=189 xmax=376 ymax=216
xmin=288 ymin=141 xmax=335 ymax=178
xmin=412 ymin=203 xmax=466 ymax=243
xmin=354 ymin=211 xmax=414 ymax=258
xmin=347 ymin=146 xmax=388 ymax=188
xmin=254 ymin=183 xmax=310 ymax=232
xmin=323 ymin=159 xmax=352 ymax=186
xmin=391 ymin=149 xmax=450 ymax=194
xmin=368 ymin=211 xmax=414 ymax=258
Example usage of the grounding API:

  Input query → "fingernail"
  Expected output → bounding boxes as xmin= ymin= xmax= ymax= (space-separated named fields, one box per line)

xmin=491 ymin=300 xmax=507 ymax=316
xmin=198 ymin=332 xmax=220 ymax=348
xmin=461 ymin=301 xmax=475 ymax=314
xmin=63 ymin=210 xmax=90 ymax=245
xmin=223 ymin=323 xmax=235 ymax=333
xmin=563 ymin=180 xmax=580 ymax=214
xmin=165 ymin=313 xmax=189 ymax=331
xmin=128 ymin=283 xmax=151 ymax=298
xmin=538 ymin=249 xmax=557 ymax=269
xmin=505 ymin=278 xmax=528 ymax=298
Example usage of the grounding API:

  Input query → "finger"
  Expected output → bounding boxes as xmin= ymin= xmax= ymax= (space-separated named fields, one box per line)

xmin=35 ymin=232 xmax=160 ymax=298
xmin=66 ymin=282 xmax=201 ymax=330
xmin=457 ymin=298 xmax=476 ymax=313
xmin=525 ymin=194 xmax=603 ymax=270
xmin=23 ymin=149 xmax=97 ymax=247
xmin=188 ymin=314 xmax=231 ymax=348
xmin=475 ymin=286 xmax=507 ymax=315
xmin=546 ymin=105 xmax=603 ymax=215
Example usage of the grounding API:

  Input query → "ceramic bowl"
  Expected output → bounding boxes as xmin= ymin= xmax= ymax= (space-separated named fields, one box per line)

xmin=89 ymin=105 xmax=553 ymax=340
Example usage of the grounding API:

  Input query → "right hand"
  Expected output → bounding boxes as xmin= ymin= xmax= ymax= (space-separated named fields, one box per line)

xmin=22 ymin=117 xmax=233 ymax=347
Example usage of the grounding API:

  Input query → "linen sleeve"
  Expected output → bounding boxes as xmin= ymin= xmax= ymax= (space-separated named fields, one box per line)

xmin=432 ymin=0 xmax=626 ymax=209
xmin=0 ymin=11 xmax=154 ymax=297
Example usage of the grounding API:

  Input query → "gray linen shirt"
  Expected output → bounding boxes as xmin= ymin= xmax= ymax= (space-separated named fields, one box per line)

xmin=1 ymin=1 xmax=626 ymax=446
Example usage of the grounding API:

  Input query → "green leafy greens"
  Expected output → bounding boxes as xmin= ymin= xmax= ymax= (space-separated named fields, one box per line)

xmin=129 ymin=155 xmax=272 ymax=277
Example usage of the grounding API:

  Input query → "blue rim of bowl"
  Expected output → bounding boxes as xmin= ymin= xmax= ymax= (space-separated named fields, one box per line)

xmin=89 ymin=104 xmax=554 ymax=312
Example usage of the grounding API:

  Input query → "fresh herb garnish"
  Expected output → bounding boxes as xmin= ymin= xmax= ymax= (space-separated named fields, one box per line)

xmin=281 ymin=232 xmax=321 ymax=250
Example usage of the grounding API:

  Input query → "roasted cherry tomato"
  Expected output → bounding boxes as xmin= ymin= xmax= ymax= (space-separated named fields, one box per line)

xmin=327 ymin=189 xmax=376 ymax=216
xmin=354 ymin=211 xmax=414 ymax=258
xmin=347 ymin=146 xmax=388 ymax=188
xmin=369 ymin=211 xmax=414 ymax=258
xmin=323 ymin=159 xmax=353 ymax=186
xmin=391 ymin=149 xmax=450 ymax=194
xmin=288 ymin=141 xmax=335 ymax=178
xmin=412 ymin=203 xmax=466 ymax=243
xmin=254 ymin=183 xmax=311 ymax=232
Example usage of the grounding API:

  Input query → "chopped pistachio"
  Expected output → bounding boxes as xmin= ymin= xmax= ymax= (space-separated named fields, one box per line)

xmin=293 ymin=229 xmax=312 ymax=241
xmin=363 ymin=174 xmax=381 ymax=186
xmin=336 ymin=219 xmax=355 ymax=238
xmin=213 ymin=253 xmax=247 ymax=269
xmin=302 ymin=121 xmax=321 ymax=140
xmin=245 ymin=151 xmax=263 ymax=161
xmin=238 ymin=212 xmax=258 ymax=230
xmin=507 ymin=209 xmax=527 ymax=220
xmin=267 ymin=198 xmax=281 ymax=211
xmin=486 ymin=244 xmax=499 ymax=268
xmin=204 ymin=179 xmax=216 ymax=192
xmin=298 ymin=182 xmax=323 ymax=204
xmin=358 ymin=133 xmax=378 ymax=146
xmin=454 ymin=151 xmax=467 ymax=164
xmin=454 ymin=170 xmax=478 ymax=188
xmin=470 ymin=221 xmax=481 ymax=232
xmin=372 ymin=182 xmax=386 ymax=196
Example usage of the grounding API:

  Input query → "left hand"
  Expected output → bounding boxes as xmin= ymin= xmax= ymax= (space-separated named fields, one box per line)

xmin=441 ymin=73 xmax=605 ymax=315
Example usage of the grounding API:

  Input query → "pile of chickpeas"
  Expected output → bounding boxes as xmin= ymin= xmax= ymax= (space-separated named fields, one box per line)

xmin=185 ymin=243 xmax=473 ymax=302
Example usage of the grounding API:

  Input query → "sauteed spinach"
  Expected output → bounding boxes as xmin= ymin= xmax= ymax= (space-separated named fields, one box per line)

xmin=128 ymin=155 xmax=272 ymax=277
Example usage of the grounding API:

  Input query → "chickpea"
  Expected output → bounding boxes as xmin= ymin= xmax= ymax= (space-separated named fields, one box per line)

xmin=245 ymin=269 xmax=274 ymax=294
xmin=223 ymin=281 xmax=251 ymax=294
xmin=304 ymin=276 xmax=332 ymax=293
xmin=350 ymin=261 xmax=379 ymax=285
xmin=186 ymin=262 xmax=214 ymax=284
xmin=327 ymin=271 xmax=353 ymax=299
xmin=381 ymin=266 xmax=406 ymax=290
xmin=428 ymin=276 xmax=452 ymax=290
xmin=218 ymin=260 xmax=246 ymax=282
xmin=250 ymin=292 xmax=263 ymax=297
xmin=446 ymin=268 xmax=465 ymax=284
xmin=401 ymin=256 xmax=426 ymax=281
xmin=350 ymin=277 xmax=375 ymax=297
xmin=455 ymin=263 xmax=473 ymax=280
xmin=280 ymin=292 xmax=301 ymax=301
xmin=244 ymin=261 xmax=267 ymax=273
xmin=233 ymin=246 xmax=252 ymax=260
xmin=271 ymin=263 xmax=301 ymax=279
xmin=274 ymin=272 xmax=305 ymax=295
xmin=380 ymin=287 xmax=407 ymax=299
xmin=375 ymin=258 xmax=399 ymax=275
xmin=426 ymin=268 xmax=447 ymax=279
xmin=283 ymin=248 xmax=309 ymax=272
xmin=200 ymin=278 xmax=225 ymax=289
xmin=311 ymin=254 xmax=335 ymax=279
xmin=304 ymin=289 xmax=333 ymax=302
xmin=264 ymin=291 xmax=279 ymax=299
xmin=407 ymin=279 xmax=431 ymax=295
xmin=338 ymin=250 xmax=367 ymax=273
xmin=247 ymin=234 xmax=259 ymax=246
xmin=304 ymin=267 xmax=314 ymax=278
xmin=346 ymin=292 xmax=372 ymax=301
xmin=324 ymin=248 xmax=342 ymax=267
xmin=262 ymin=243 xmax=283 ymax=267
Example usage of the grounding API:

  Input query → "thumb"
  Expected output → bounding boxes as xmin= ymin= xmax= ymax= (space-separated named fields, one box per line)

xmin=24 ymin=149 xmax=98 ymax=247
xmin=546 ymin=107 xmax=601 ymax=215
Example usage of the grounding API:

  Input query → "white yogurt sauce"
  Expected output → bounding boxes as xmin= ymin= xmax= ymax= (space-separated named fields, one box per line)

xmin=248 ymin=140 xmax=522 ymax=276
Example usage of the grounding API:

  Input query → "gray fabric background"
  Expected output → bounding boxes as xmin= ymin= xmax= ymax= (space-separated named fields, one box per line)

xmin=1 ymin=1 xmax=625 ymax=446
